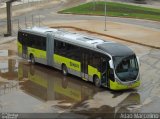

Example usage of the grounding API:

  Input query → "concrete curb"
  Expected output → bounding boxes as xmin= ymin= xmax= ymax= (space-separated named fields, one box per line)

xmin=0 ymin=37 xmax=16 ymax=45
xmin=58 ymin=13 xmax=160 ymax=23
xmin=51 ymin=26 xmax=160 ymax=49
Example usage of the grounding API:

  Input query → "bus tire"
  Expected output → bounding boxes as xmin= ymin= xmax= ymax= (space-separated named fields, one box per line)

xmin=30 ymin=54 xmax=35 ymax=64
xmin=62 ymin=64 xmax=68 ymax=76
xmin=94 ymin=75 xmax=101 ymax=87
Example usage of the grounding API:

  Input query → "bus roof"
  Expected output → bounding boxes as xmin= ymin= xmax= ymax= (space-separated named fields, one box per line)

xmin=97 ymin=43 xmax=134 ymax=56
xmin=20 ymin=27 xmax=135 ymax=57
xmin=22 ymin=26 xmax=58 ymax=34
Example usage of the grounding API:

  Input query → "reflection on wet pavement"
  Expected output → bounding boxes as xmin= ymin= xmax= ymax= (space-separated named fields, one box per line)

xmin=0 ymin=50 xmax=16 ymax=57
xmin=18 ymin=62 xmax=102 ymax=106
xmin=0 ymin=50 xmax=19 ymax=96
xmin=0 ymin=56 xmax=141 ymax=115
xmin=0 ymin=50 xmax=9 ymax=57
xmin=0 ymin=59 xmax=18 ymax=78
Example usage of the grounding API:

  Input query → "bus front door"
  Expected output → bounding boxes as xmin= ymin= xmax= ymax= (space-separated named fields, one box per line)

xmin=101 ymin=58 xmax=108 ymax=87
xmin=81 ymin=53 xmax=88 ymax=80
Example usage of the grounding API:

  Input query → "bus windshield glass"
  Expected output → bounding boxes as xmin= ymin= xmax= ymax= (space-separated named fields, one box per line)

xmin=114 ymin=55 xmax=139 ymax=82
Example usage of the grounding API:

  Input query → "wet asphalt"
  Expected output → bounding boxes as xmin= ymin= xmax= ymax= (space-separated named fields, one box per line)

xmin=0 ymin=0 xmax=160 ymax=118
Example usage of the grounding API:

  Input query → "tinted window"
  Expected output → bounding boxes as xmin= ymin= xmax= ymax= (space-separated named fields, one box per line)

xmin=18 ymin=31 xmax=46 ymax=50
xmin=18 ymin=31 xmax=23 ymax=43
xmin=88 ymin=51 xmax=111 ymax=71
xmin=27 ymin=34 xmax=46 ymax=50
xmin=54 ymin=40 xmax=81 ymax=61
xmin=18 ymin=31 xmax=28 ymax=45
xmin=90 ymin=51 xmax=101 ymax=69
xmin=22 ymin=33 xmax=28 ymax=45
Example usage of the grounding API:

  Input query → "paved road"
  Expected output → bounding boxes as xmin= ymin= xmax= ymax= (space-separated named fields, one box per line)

xmin=0 ymin=0 xmax=160 ymax=31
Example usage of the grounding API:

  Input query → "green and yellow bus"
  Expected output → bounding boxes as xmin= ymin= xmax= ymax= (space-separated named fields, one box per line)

xmin=17 ymin=27 xmax=140 ymax=90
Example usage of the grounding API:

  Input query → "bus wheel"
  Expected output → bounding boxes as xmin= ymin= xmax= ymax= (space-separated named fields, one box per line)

xmin=30 ymin=55 xmax=35 ymax=64
xmin=94 ymin=76 xmax=101 ymax=87
xmin=62 ymin=64 xmax=68 ymax=76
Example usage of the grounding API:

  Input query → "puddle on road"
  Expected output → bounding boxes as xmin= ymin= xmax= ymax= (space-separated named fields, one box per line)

xmin=18 ymin=62 xmax=101 ymax=104
xmin=0 ymin=50 xmax=8 ymax=57
xmin=70 ymin=93 xmax=140 ymax=118
xmin=0 ymin=50 xmax=16 ymax=57
xmin=0 ymin=59 xmax=18 ymax=79
xmin=70 ymin=92 xmax=140 ymax=118
xmin=0 ymin=57 xmax=141 ymax=114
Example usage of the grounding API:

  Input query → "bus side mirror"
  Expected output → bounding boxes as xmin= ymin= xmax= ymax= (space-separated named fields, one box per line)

xmin=109 ymin=60 xmax=114 ymax=69
xmin=136 ymin=56 xmax=140 ymax=66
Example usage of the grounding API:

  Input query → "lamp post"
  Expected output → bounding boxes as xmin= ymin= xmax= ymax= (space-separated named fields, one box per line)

xmin=93 ymin=0 xmax=95 ymax=11
xmin=104 ymin=0 xmax=107 ymax=31
xmin=6 ymin=1 xmax=12 ymax=36
xmin=4 ymin=0 xmax=18 ymax=36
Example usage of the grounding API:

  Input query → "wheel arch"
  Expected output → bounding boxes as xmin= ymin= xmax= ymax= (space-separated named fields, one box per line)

xmin=29 ymin=53 xmax=34 ymax=59
xmin=93 ymin=74 xmax=99 ymax=82
xmin=61 ymin=63 xmax=66 ymax=69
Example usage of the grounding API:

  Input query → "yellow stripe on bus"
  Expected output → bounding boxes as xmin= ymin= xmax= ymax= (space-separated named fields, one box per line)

xmin=110 ymin=80 xmax=140 ymax=90
xmin=28 ymin=47 xmax=46 ymax=59
xmin=54 ymin=54 xmax=81 ymax=72
xmin=17 ymin=41 xmax=22 ymax=54
xmin=88 ymin=65 xmax=101 ymax=79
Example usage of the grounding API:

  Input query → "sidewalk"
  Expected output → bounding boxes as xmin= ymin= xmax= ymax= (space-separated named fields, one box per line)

xmin=0 ymin=0 xmax=59 ymax=19
xmin=0 ymin=0 xmax=45 ymax=9
xmin=48 ymin=20 xmax=160 ymax=49
xmin=1 ymin=20 xmax=159 ymax=49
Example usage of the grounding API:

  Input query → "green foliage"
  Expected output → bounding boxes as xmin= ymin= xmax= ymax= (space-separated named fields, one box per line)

xmin=59 ymin=2 xmax=160 ymax=21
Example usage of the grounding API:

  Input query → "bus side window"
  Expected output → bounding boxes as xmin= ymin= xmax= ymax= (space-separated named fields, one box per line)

xmin=88 ymin=50 xmax=93 ymax=66
xmin=92 ymin=52 xmax=101 ymax=70
xmin=54 ymin=40 xmax=59 ymax=54
xmin=27 ymin=34 xmax=32 ymax=47
xmin=31 ymin=34 xmax=36 ymax=48
xmin=37 ymin=36 xmax=42 ymax=50
xmin=66 ymin=44 xmax=80 ymax=61
xmin=41 ymin=37 xmax=46 ymax=51
xmin=61 ymin=42 xmax=66 ymax=55
xmin=54 ymin=40 xmax=81 ymax=62
xmin=35 ymin=36 xmax=46 ymax=51
xmin=54 ymin=40 xmax=65 ymax=56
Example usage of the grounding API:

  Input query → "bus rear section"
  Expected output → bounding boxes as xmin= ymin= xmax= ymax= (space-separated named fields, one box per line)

xmin=18 ymin=30 xmax=48 ymax=65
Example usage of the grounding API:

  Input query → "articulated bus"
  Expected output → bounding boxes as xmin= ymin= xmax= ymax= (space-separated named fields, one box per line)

xmin=17 ymin=27 xmax=140 ymax=90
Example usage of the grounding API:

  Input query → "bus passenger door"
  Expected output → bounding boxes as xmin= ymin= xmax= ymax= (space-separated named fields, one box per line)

xmin=22 ymin=37 xmax=28 ymax=59
xmin=81 ymin=53 xmax=88 ymax=80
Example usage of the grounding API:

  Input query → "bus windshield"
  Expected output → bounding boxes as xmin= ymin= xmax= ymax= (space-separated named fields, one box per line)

xmin=114 ymin=55 xmax=139 ymax=82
